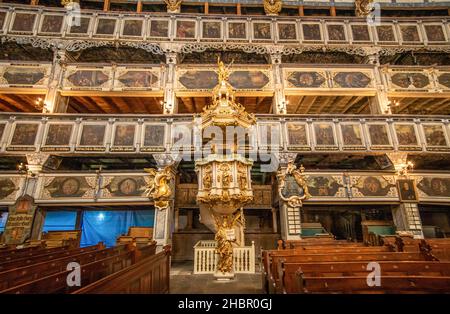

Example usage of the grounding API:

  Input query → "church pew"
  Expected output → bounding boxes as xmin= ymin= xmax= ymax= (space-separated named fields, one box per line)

xmin=0 ymin=245 xmax=69 ymax=262
xmin=0 ymin=244 xmax=102 ymax=271
xmin=73 ymin=246 xmax=171 ymax=294
xmin=297 ymin=275 xmax=450 ymax=294
xmin=0 ymin=244 xmax=128 ymax=290
xmin=281 ymin=261 xmax=450 ymax=293
xmin=266 ymin=251 xmax=430 ymax=292
xmin=0 ymin=245 xmax=44 ymax=258
xmin=291 ymin=246 xmax=393 ymax=254
xmin=0 ymin=249 xmax=136 ymax=294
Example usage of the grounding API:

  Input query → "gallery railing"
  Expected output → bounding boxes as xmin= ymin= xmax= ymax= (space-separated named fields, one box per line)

xmin=0 ymin=4 xmax=449 ymax=54
xmin=1 ymin=61 xmax=449 ymax=96
xmin=0 ymin=113 xmax=449 ymax=154
xmin=0 ymin=171 xmax=448 ymax=206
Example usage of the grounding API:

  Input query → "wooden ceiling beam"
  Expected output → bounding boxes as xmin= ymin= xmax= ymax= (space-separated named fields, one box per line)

xmin=75 ymin=96 xmax=106 ymax=113
xmin=301 ymin=96 xmax=318 ymax=114
xmin=342 ymin=96 xmax=363 ymax=113
xmin=110 ymin=96 xmax=133 ymax=113
xmin=0 ymin=97 xmax=20 ymax=112
xmin=0 ymin=94 xmax=36 ymax=112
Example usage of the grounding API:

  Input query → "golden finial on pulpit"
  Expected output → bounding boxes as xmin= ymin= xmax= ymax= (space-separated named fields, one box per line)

xmin=164 ymin=0 xmax=182 ymax=12
xmin=355 ymin=0 xmax=374 ymax=17
xmin=217 ymin=56 xmax=231 ymax=83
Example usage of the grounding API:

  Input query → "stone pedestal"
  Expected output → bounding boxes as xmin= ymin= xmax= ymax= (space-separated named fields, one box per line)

xmin=214 ymin=271 xmax=235 ymax=281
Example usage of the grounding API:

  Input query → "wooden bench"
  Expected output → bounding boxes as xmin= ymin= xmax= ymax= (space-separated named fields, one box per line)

xmin=117 ymin=227 xmax=154 ymax=248
xmin=0 ymin=244 xmax=102 ymax=271
xmin=38 ymin=230 xmax=81 ymax=249
xmin=281 ymin=261 xmax=450 ymax=293
xmin=73 ymin=245 xmax=171 ymax=294
xmin=0 ymin=244 xmax=127 ymax=291
xmin=0 ymin=245 xmax=62 ymax=261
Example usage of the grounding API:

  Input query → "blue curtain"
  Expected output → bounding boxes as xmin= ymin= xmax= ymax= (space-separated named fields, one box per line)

xmin=80 ymin=210 xmax=154 ymax=247
xmin=42 ymin=211 xmax=77 ymax=232
xmin=0 ymin=212 xmax=8 ymax=232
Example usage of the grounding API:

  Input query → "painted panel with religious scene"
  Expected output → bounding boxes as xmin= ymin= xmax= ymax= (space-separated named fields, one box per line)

xmin=176 ymin=20 xmax=196 ymax=39
xmin=313 ymin=123 xmax=338 ymax=150
xmin=340 ymin=123 xmax=365 ymax=150
xmin=7 ymin=123 xmax=39 ymax=151
xmin=285 ymin=71 xmax=327 ymax=89
xmin=394 ymin=123 xmax=420 ymax=150
xmin=42 ymin=123 xmax=73 ymax=152
xmin=178 ymin=70 xmax=218 ymax=90
xmin=0 ymin=123 xmax=5 ymax=143
xmin=40 ymin=176 xmax=95 ymax=199
xmin=286 ymin=122 xmax=310 ymax=151
xmin=149 ymin=20 xmax=169 ymax=38
xmin=278 ymin=23 xmax=297 ymax=41
xmin=141 ymin=124 xmax=166 ymax=152
xmin=68 ymin=17 xmax=91 ymax=34
xmin=367 ymin=123 xmax=393 ymax=150
xmin=422 ymin=124 xmax=449 ymax=151
xmin=228 ymin=70 xmax=270 ymax=90
xmin=416 ymin=176 xmax=450 ymax=199
xmin=171 ymin=122 xmax=193 ymax=151
xmin=39 ymin=14 xmax=64 ymax=34
xmin=64 ymin=69 xmax=110 ymax=89
xmin=10 ymin=12 xmax=37 ymax=33
xmin=376 ymin=25 xmax=396 ymax=42
xmin=333 ymin=72 xmax=372 ymax=88
xmin=399 ymin=25 xmax=421 ymax=43
xmin=94 ymin=18 xmax=117 ymax=36
xmin=302 ymin=24 xmax=322 ymax=41
xmin=76 ymin=124 xmax=107 ymax=151
xmin=306 ymin=175 xmax=347 ymax=198
xmin=114 ymin=69 xmax=160 ymax=90
xmin=253 ymin=22 xmax=272 ymax=40
xmin=437 ymin=72 xmax=450 ymax=90
xmin=121 ymin=19 xmax=143 ymax=37
xmin=397 ymin=179 xmax=418 ymax=203
xmin=202 ymin=21 xmax=222 ymax=39
xmin=351 ymin=24 xmax=371 ymax=41
xmin=350 ymin=175 xmax=398 ymax=199
xmin=424 ymin=25 xmax=447 ymax=43
xmin=327 ymin=24 xmax=346 ymax=41
xmin=227 ymin=22 xmax=247 ymax=40
xmin=0 ymin=11 xmax=7 ymax=31
xmin=0 ymin=66 xmax=49 ymax=87
xmin=101 ymin=176 xmax=147 ymax=198
xmin=390 ymin=72 xmax=430 ymax=90
xmin=0 ymin=177 xmax=22 ymax=202
xmin=258 ymin=122 xmax=281 ymax=148
xmin=111 ymin=124 xmax=136 ymax=152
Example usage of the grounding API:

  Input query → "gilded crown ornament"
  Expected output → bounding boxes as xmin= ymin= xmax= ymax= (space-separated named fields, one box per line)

xmin=263 ymin=0 xmax=282 ymax=16
xmin=355 ymin=0 xmax=374 ymax=17
xmin=164 ymin=0 xmax=182 ymax=12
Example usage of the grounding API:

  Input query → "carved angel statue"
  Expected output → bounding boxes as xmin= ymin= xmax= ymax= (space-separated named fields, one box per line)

xmin=217 ymin=56 xmax=232 ymax=83
xmin=213 ymin=211 xmax=242 ymax=273
xmin=144 ymin=166 xmax=173 ymax=200
xmin=263 ymin=0 xmax=282 ymax=16
xmin=164 ymin=0 xmax=182 ymax=12
xmin=61 ymin=0 xmax=78 ymax=6
xmin=355 ymin=0 xmax=374 ymax=17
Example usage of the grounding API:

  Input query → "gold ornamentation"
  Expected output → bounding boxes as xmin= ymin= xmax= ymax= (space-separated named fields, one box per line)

xmin=200 ymin=57 xmax=256 ymax=129
xmin=277 ymin=160 xmax=310 ymax=208
xmin=61 ymin=0 xmax=78 ymax=6
xmin=144 ymin=166 xmax=173 ymax=210
xmin=237 ymin=163 xmax=248 ymax=190
xmin=164 ymin=0 xmax=182 ymax=12
xmin=263 ymin=0 xmax=282 ymax=16
xmin=203 ymin=165 xmax=212 ymax=189
xmin=355 ymin=0 xmax=373 ymax=17
xmin=213 ymin=211 xmax=243 ymax=274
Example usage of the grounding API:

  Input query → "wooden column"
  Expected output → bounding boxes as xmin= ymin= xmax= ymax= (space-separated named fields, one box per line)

xmin=103 ymin=0 xmax=110 ymax=11
xmin=271 ymin=208 xmax=278 ymax=233
xmin=237 ymin=3 xmax=241 ymax=15
xmin=137 ymin=0 xmax=143 ymax=13
xmin=204 ymin=2 xmax=209 ymax=14
xmin=330 ymin=6 xmax=336 ymax=17
xmin=298 ymin=6 xmax=304 ymax=17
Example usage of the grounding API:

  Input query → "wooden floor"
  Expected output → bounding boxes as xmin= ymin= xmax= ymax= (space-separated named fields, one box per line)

xmin=170 ymin=261 xmax=263 ymax=294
